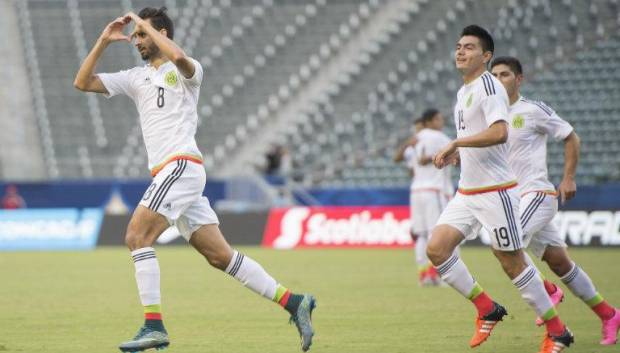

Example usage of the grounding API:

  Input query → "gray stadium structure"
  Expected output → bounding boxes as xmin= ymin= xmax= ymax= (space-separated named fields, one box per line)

xmin=0 ymin=0 xmax=618 ymax=188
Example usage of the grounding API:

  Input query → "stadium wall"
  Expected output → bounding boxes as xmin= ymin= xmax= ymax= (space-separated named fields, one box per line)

xmin=1 ymin=182 xmax=619 ymax=250
xmin=5 ymin=181 xmax=619 ymax=210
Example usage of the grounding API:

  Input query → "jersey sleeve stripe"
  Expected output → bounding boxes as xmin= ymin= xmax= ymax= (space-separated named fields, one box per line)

xmin=522 ymin=98 xmax=553 ymax=116
xmin=485 ymin=73 xmax=496 ymax=94
xmin=481 ymin=75 xmax=491 ymax=96
xmin=481 ymin=74 xmax=496 ymax=96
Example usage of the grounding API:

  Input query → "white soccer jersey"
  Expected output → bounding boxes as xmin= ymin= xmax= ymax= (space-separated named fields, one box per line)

xmin=404 ymin=145 xmax=419 ymax=183
xmin=453 ymin=71 xmax=516 ymax=193
xmin=508 ymin=96 xmax=573 ymax=194
xmin=98 ymin=59 xmax=204 ymax=175
xmin=411 ymin=128 xmax=454 ymax=194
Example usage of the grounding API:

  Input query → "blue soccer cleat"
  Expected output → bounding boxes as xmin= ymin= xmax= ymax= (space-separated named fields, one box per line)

xmin=118 ymin=326 xmax=169 ymax=352
xmin=290 ymin=294 xmax=317 ymax=352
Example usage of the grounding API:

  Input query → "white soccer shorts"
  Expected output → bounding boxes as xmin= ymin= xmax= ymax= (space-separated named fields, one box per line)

xmin=520 ymin=191 xmax=567 ymax=258
xmin=139 ymin=159 xmax=219 ymax=241
xmin=410 ymin=190 xmax=449 ymax=236
xmin=435 ymin=188 xmax=524 ymax=251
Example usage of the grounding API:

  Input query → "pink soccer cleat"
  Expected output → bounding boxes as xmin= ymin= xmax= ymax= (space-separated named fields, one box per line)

xmin=600 ymin=308 xmax=620 ymax=345
xmin=536 ymin=286 xmax=565 ymax=326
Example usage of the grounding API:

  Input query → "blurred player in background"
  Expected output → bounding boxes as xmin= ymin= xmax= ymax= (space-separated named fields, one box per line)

xmin=491 ymin=56 xmax=619 ymax=346
xmin=0 ymin=184 xmax=26 ymax=209
xmin=395 ymin=110 xmax=454 ymax=286
xmin=74 ymin=7 xmax=315 ymax=352
xmin=427 ymin=25 xmax=573 ymax=352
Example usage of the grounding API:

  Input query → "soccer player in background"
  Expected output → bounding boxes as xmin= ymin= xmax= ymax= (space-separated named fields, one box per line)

xmin=427 ymin=25 xmax=573 ymax=352
xmin=491 ymin=56 xmax=620 ymax=346
xmin=73 ymin=7 xmax=316 ymax=352
xmin=395 ymin=110 xmax=454 ymax=286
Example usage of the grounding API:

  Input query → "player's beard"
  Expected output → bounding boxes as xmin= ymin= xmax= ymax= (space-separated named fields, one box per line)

xmin=140 ymin=44 xmax=160 ymax=61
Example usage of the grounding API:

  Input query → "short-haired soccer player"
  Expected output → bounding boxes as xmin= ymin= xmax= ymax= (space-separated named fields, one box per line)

xmin=395 ymin=110 xmax=454 ymax=286
xmin=491 ymin=55 xmax=619 ymax=346
xmin=427 ymin=25 xmax=573 ymax=352
xmin=74 ymin=7 xmax=315 ymax=352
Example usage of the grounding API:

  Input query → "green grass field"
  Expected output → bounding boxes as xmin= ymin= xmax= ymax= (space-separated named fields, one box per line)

xmin=0 ymin=247 xmax=618 ymax=353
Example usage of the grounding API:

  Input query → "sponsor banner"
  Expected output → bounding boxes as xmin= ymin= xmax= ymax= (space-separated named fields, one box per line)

xmin=0 ymin=208 xmax=103 ymax=251
xmin=97 ymin=212 xmax=267 ymax=246
xmin=262 ymin=206 xmax=412 ymax=249
xmin=263 ymin=207 xmax=620 ymax=249
xmin=547 ymin=210 xmax=620 ymax=246
xmin=478 ymin=210 xmax=620 ymax=247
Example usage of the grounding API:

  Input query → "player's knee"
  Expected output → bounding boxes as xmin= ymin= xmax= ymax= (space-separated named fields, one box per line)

xmin=426 ymin=241 xmax=446 ymax=265
xmin=125 ymin=232 xmax=140 ymax=250
xmin=125 ymin=230 xmax=153 ymax=250
xmin=494 ymin=250 xmax=527 ymax=279
xmin=205 ymin=252 xmax=229 ymax=271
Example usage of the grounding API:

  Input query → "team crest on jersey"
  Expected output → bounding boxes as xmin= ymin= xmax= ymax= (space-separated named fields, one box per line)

xmin=512 ymin=114 xmax=525 ymax=129
xmin=466 ymin=93 xmax=473 ymax=108
xmin=164 ymin=71 xmax=177 ymax=86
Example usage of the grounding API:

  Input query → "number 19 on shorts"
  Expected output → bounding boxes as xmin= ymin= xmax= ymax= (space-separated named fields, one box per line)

xmin=493 ymin=227 xmax=511 ymax=248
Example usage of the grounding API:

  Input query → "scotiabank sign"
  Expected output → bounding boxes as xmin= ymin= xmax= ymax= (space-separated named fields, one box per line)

xmin=263 ymin=207 xmax=620 ymax=249
xmin=262 ymin=206 xmax=411 ymax=249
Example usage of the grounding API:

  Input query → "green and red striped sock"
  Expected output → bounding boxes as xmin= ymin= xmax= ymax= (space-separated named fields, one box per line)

xmin=274 ymin=284 xmax=303 ymax=315
xmin=144 ymin=304 xmax=165 ymax=331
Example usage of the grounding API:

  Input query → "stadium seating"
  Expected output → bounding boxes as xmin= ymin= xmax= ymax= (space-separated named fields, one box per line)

xmin=11 ymin=0 xmax=620 ymax=187
xmin=278 ymin=0 xmax=620 ymax=187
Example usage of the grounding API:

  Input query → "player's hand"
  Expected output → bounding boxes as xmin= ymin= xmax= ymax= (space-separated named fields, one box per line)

xmin=123 ymin=11 xmax=142 ymax=24
xmin=446 ymin=150 xmax=460 ymax=166
xmin=557 ymin=178 xmax=576 ymax=204
xmin=123 ymin=12 xmax=148 ymax=39
xmin=100 ymin=17 xmax=131 ymax=43
xmin=433 ymin=141 xmax=457 ymax=169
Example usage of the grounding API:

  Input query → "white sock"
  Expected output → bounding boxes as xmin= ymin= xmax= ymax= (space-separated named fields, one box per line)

xmin=523 ymin=251 xmax=536 ymax=267
xmin=512 ymin=265 xmax=553 ymax=317
xmin=415 ymin=232 xmax=429 ymax=268
xmin=131 ymin=247 xmax=161 ymax=306
xmin=561 ymin=262 xmax=597 ymax=302
xmin=436 ymin=252 xmax=476 ymax=297
xmin=523 ymin=251 xmax=549 ymax=280
xmin=225 ymin=250 xmax=278 ymax=300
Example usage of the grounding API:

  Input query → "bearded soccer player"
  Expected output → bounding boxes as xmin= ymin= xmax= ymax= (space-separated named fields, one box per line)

xmin=74 ymin=7 xmax=315 ymax=352
xmin=427 ymin=25 xmax=573 ymax=352
xmin=491 ymin=56 xmax=619 ymax=346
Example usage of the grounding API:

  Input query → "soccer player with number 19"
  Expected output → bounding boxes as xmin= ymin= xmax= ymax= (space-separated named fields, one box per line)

xmin=428 ymin=25 xmax=573 ymax=352
xmin=74 ymin=7 xmax=315 ymax=352
xmin=491 ymin=56 xmax=619 ymax=346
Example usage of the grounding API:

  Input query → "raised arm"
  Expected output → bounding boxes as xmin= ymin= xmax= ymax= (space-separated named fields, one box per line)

xmin=74 ymin=17 xmax=131 ymax=93
xmin=125 ymin=12 xmax=195 ymax=78
xmin=558 ymin=131 xmax=580 ymax=204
